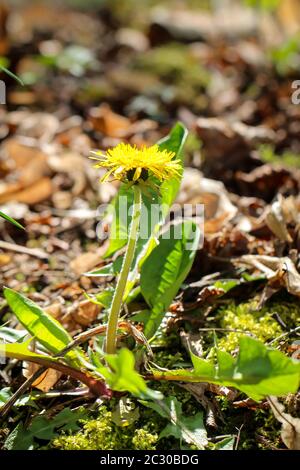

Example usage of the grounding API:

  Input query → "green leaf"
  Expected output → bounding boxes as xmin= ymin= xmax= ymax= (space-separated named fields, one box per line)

xmin=0 ymin=387 xmax=11 ymax=407
xmin=97 ymin=348 xmax=162 ymax=400
xmin=84 ymin=256 xmax=123 ymax=277
xmin=158 ymin=122 xmax=187 ymax=211
xmin=0 ymin=326 xmax=27 ymax=343
xmin=151 ymin=337 xmax=300 ymax=401
xmin=213 ymin=436 xmax=235 ymax=450
xmin=3 ymin=288 xmax=79 ymax=365
xmin=0 ymin=387 xmax=39 ymax=409
xmin=0 ymin=65 xmax=24 ymax=86
xmin=141 ymin=221 xmax=200 ymax=338
xmin=142 ymin=396 xmax=207 ymax=449
xmin=5 ymin=408 xmax=87 ymax=450
xmin=213 ymin=279 xmax=238 ymax=293
xmin=104 ymin=184 xmax=134 ymax=258
xmin=244 ymin=0 xmax=280 ymax=11
xmin=0 ymin=339 xmax=59 ymax=365
xmin=95 ymin=287 xmax=115 ymax=308
xmin=0 ymin=211 xmax=24 ymax=229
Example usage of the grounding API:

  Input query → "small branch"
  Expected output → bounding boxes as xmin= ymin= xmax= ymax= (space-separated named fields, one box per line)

xmin=0 ymin=240 xmax=48 ymax=260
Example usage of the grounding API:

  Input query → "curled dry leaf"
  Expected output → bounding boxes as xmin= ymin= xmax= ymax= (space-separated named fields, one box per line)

xmin=236 ymin=165 xmax=300 ymax=200
xmin=266 ymin=197 xmax=292 ymax=243
xmin=268 ymin=396 xmax=300 ymax=450
xmin=177 ymin=169 xmax=237 ymax=233
xmin=69 ymin=299 xmax=101 ymax=327
xmin=236 ymin=255 xmax=300 ymax=298
xmin=194 ymin=117 xmax=275 ymax=177
xmin=23 ymin=362 xmax=61 ymax=392
xmin=88 ymin=104 xmax=132 ymax=138
xmin=264 ymin=195 xmax=298 ymax=242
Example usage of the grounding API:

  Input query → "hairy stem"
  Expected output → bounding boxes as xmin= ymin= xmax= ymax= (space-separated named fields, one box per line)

xmin=105 ymin=185 xmax=142 ymax=354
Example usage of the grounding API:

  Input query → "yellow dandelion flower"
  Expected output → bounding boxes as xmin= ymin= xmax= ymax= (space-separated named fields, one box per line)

xmin=91 ymin=143 xmax=181 ymax=183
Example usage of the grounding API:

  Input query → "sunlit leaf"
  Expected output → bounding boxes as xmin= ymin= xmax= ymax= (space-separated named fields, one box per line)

xmin=142 ymin=396 xmax=207 ymax=449
xmin=0 ymin=211 xmax=24 ymax=229
xmin=3 ymin=288 xmax=80 ymax=365
xmin=97 ymin=348 xmax=162 ymax=400
xmin=141 ymin=221 xmax=200 ymax=338
xmin=151 ymin=336 xmax=300 ymax=401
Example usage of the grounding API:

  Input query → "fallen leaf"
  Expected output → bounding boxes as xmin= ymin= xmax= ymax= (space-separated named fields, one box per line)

xmin=23 ymin=362 xmax=61 ymax=392
xmin=237 ymin=255 xmax=300 ymax=298
xmin=177 ymin=169 xmax=237 ymax=233
xmin=265 ymin=197 xmax=291 ymax=242
xmin=70 ymin=242 xmax=108 ymax=275
xmin=88 ymin=104 xmax=131 ymax=138
xmin=0 ymin=177 xmax=53 ymax=204
xmin=268 ymin=396 xmax=300 ymax=450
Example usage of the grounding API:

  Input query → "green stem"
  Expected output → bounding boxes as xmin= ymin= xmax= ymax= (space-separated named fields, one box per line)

xmin=105 ymin=185 xmax=142 ymax=354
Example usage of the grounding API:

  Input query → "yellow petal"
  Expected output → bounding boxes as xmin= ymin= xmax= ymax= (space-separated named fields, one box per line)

xmin=133 ymin=167 xmax=142 ymax=181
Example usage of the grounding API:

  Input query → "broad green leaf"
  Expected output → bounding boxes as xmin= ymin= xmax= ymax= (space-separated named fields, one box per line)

xmin=3 ymin=288 xmax=80 ymax=365
xmin=5 ymin=408 xmax=87 ymax=450
xmin=142 ymin=396 xmax=207 ymax=449
xmin=97 ymin=348 xmax=162 ymax=400
xmin=141 ymin=221 xmax=200 ymax=338
xmin=0 ymin=211 xmax=24 ymax=229
xmin=0 ymin=340 xmax=110 ymax=397
xmin=151 ymin=337 xmax=300 ymax=401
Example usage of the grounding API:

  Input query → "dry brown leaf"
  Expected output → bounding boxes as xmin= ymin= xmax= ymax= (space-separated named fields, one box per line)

xmin=70 ymin=242 xmax=108 ymax=275
xmin=236 ymin=255 xmax=300 ymax=297
xmin=88 ymin=104 xmax=131 ymax=138
xmin=177 ymin=169 xmax=237 ymax=233
xmin=70 ymin=299 xmax=101 ymax=327
xmin=23 ymin=362 xmax=61 ymax=392
xmin=268 ymin=396 xmax=300 ymax=450
xmin=0 ymin=177 xmax=53 ymax=204
xmin=265 ymin=196 xmax=293 ymax=243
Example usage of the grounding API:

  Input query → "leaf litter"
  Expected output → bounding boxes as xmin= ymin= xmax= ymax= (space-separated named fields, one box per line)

xmin=0 ymin=0 xmax=300 ymax=451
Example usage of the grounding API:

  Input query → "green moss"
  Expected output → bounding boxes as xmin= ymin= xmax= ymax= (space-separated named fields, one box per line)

xmin=259 ymin=144 xmax=300 ymax=169
xmin=216 ymin=302 xmax=281 ymax=352
xmin=215 ymin=299 xmax=299 ymax=353
xmin=52 ymin=406 xmax=159 ymax=450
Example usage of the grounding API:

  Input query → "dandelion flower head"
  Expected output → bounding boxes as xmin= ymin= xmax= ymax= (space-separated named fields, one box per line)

xmin=91 ymin=143 xmax=181 ymax=184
